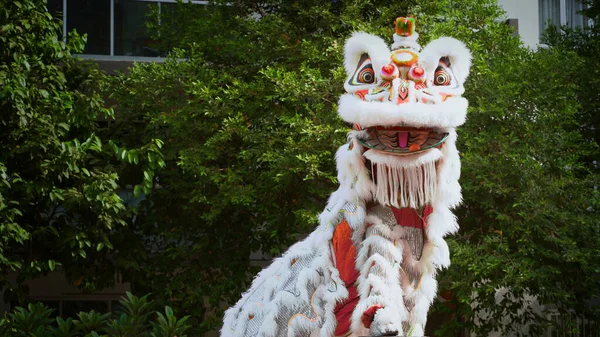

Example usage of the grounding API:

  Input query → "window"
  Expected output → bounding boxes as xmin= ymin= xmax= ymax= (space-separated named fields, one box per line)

xmin=47 ymin=0 xmax=209 ymax=57
xmin=547 ymin=312 xmax=600 ymax=337
xmin=565 ymin=0 xmax=590 ymax=29
xmin=539 ymin=0 xmax=591 ymax=35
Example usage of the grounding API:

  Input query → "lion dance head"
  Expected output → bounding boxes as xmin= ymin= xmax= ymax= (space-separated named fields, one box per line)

xmin=336 ymin=16 xmax=471 ymax=212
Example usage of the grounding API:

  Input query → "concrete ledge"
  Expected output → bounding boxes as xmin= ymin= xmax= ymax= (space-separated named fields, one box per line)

xmin=74 ymin=54 xmax=166 ymax=74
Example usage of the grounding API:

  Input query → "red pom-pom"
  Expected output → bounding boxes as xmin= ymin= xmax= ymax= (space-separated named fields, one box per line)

xmin=413 ymin=67 xmax=424 ymax=77
xmin=382 ymin=64 xmax=395 ymax=74
xmin=361 ymin=304 xmax=383 ymax=328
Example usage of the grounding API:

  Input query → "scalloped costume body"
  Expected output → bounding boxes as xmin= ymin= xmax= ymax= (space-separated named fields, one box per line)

xmin=221 ymin=17 xmax=471 ymax=337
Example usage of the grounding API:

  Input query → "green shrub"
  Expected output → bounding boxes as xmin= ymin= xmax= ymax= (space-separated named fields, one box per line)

xmin=0 ymin=293 xmax=190 ymax=337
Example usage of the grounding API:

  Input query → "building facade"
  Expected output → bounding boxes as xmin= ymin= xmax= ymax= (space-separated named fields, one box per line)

xmin=45 ymin=0 xmax=213 ymax=72
xmin=498 ymin=0 xmax=592 ymax=48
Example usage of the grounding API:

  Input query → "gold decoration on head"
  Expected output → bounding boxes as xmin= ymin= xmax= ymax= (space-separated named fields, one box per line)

xmin=391 ymin=50 xmax=418 ymax=67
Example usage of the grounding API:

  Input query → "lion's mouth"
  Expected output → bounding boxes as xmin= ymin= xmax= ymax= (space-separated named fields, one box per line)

xmin=357 ymin=126 xmax=448 ymax=155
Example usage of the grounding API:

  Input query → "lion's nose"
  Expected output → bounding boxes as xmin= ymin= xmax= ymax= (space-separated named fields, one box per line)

xmin=391 ymin=78 xmax=411 ymax=104
xmin=409 ymin=66 xmax=425 ymax=82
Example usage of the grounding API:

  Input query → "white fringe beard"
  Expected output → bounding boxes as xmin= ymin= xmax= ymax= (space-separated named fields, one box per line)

xmin=368 ymin=156 xmax=438 ymax=209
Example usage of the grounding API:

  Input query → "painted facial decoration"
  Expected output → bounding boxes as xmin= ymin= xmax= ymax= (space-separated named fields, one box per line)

xmin=348 ymin=54 xmax=376 ymax=86
xmin=339 ymin=17 xmax=471 ymax=156
xmin=433 ymin=59 xmax=452 ymax=86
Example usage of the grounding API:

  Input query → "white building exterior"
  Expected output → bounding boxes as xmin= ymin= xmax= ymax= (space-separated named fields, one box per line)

xmin=497 ymin=0 xmax=592 ymax=49
xmin=497 ymin=0 xmax=541 ymax=48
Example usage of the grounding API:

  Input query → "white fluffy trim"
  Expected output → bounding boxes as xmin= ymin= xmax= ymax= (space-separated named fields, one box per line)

xmin=334 ymin=135 xmax=373 ymax=201
xmin=371 ymin=306 xmax=404 ymax=336
xmin=344 ymin=32 xmax=391 ymax=80
xmin=420 ymin=37 xmax=472 ymax=84
xmin=436 ymin=131 xmax=463 ymax=209
xmin=338 ymin=94 xmax=468 ymax=128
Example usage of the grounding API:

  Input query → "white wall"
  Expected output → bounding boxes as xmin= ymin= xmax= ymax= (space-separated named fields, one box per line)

xmin=497 ymin=0 xmax=540 ymax=49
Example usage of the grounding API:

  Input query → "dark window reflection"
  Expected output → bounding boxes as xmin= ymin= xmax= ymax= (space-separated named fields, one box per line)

xmin=47 ymin=0 xmax=63 ymax=18
xmin=47 ymin=0 xmax=200 ymax=56
xmin=114 ymin=0 xmax=161 ymax=57
xmin=67 ymin=0 xmax=110 ymax=55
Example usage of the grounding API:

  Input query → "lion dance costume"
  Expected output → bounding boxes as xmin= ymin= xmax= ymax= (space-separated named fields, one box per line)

xmin=222 ymin=17 xmax=471 ymax=337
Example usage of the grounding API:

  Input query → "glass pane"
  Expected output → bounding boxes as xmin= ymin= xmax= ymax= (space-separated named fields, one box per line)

xmin=47 ymin=0 xmax=63 ymax=18
xmin=47 ymin=0 xmax=64 ymax=39
xmin=566 ymin=0 xmax=588 ymax=29
xmin=539 ymin=0 xmax=561 ymax=34
xmin=67 ymin=0 xmax=111 ymax=55
xmin=62 ymin=300 xmax=109 ymax=318
xmin=114 ymin=0 xmax=161 ymax=57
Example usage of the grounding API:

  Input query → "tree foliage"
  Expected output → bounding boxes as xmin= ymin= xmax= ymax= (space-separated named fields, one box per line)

xmin=105 ymin=0 xmax=600 ymax=335
xmin=0 ymin=0 xmax=163 ymax=300
xmin=430 ymin=3 xmax=598 ymax=336
xmin=542 ymin=0 xmax=600 ymax=168
xmin=3 ymin=0 xmax=599 ymax=336
xmin=446 ymin=45 xmax=599 ymax=337
xmin=106 ymin=1 xmax=438 ymax=333
xmin=0 ymin=293 xmax=190 ymax=337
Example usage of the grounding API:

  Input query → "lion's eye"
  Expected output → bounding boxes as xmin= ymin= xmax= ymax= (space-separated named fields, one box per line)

xmin=357 ymin=66 xmax=374 ymax=83
xmin=433 ymin=66 xmax=451 ymax=86
xmin=348 ymin=53 xmax=376 ymax=86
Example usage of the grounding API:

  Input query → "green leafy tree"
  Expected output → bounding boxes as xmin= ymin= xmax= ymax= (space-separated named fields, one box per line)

xmin=426 ymin=2 xmax=599 ymax=336
xmin=0 ymin=303 xmax=54 ymax=337
xmin=542 ymin=0 xmax=600 ymax=169
xmin=0 ymin=0 xmax=163 ymax=301
xmin=104 ymin=0 xmax=599 ymax=335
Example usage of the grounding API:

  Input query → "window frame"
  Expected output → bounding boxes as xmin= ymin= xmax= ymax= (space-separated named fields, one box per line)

xmin=539 ymin=0 xmax=592 ymax=30
xmin=59 ymin=0 xmax=207 ymax=58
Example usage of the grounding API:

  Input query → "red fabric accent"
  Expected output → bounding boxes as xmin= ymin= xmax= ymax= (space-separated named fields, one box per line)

xmin=390 ymin=206 xmax=433 ymax=228
xmin=332 ymin=220 xmax=360 ymax=336
xmin=361 ymin=304 xmax=384 ymax=329
xmin=332 ymin=220 xmax=359 ymax=284
xmin=424 ymin=205 xmax=433 ymax=225
xmin=334 ymin=285 xmax=359 ymax=336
